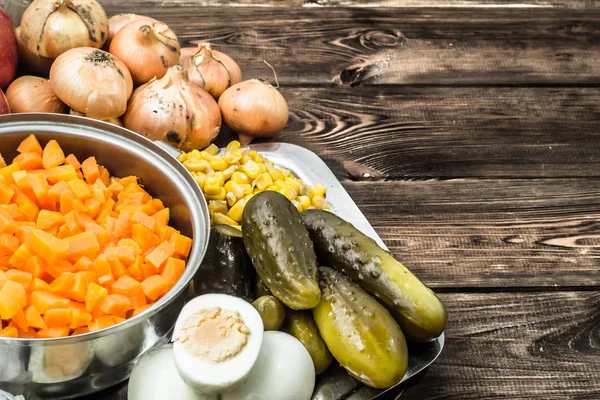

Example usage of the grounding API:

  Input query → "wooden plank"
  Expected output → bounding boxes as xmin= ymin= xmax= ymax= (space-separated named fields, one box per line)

xmin=402 ymin=291 xmax=600 ymax=399
xmin=99 ymin=5 xmax=600 ymax=86
xmin=267 ymin=87 xmax=600 ymax=180
xmin=341 ymin=179 xmax=600 ymax=289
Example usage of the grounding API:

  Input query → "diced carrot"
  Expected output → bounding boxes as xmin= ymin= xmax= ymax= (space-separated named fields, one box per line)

xmin=0 ymin=208 xmax=17 ymax=234
xmin=108 ymin=257 xmax=126 ymax=279
xmin=24 ymin=256 xmax=47 ymax=280
xmin=170 ymin=234 xmax=193 ymax=259
xmin=74 ymin=257 xmax=94 ymax=272
xmin=77 ymin=271 xmax=96 ymax=287
xmin=145 ymin=241 xmax=176 ymax=271
xmin=0 ymin=181 xmax=14 ymax=205
xmin=11 ymin=308 xmax=28 ymax=332
xmin=65 ymin=231 xmax=100 ymax=261
xmin=64 ymin=154 xmax=82 ymax=170
xmin=0 ymin=326 xmax=19 ymax=337
xmin=37 ymin=326 xmax=70 ymax=338
xmin=13 ymin=190 xmax=39 ymax=221
xmin=103 ymin=216 xmax=117 ymax=239
xmin=63 ymin=212 xmax=83 ymax=237
xmin=140 ymin=262 xmax=156 ymax=280
xmin=70 ymin=307 xmax=92 ymax=329
xmin=152 ymin=208 xmax=170 ymax=231
xmin=127 ymin=256 xmax=143 ymax=281
xmin=72 ymin=327 xmax=89 ymax=335
xmin=85 ymin=282 xmax=108 ymax=313
xmin=88 ymin=315 xmax=115 ymax=331
xmin=0 ymin=270 xmax=6 ymax=286
xmin=64 ymin=273 xmax=86 ymax=302
xmin=17 ymin=134 xmax=43 ymax=154
xmin=29 ymin=277 xmax=50 ymax=292
xmin=0 ymin=234 xmax=19 ymax=254
xmin=73 ymin=211 xmax=93 ymax=229
xmin=94 ymin=255 xmax=113 ymax=287
xmin=13 ymin=170 xmax=35 ymax=200
xmin=112 ymin=275 xmax=142 ymax=296
xmin=28 ymin=173 xmax=50 ymax=203
xmin=141 ymin=275 xmax=170 ymax=301
xmin=85 ymin=198 xmax=101 ymax=219
xmin=46 ymin=260 xmax=76 ymax=279
xmin=98 ymin=293 xmax=133 ymax=318
xmin=113 ymin=211 xmax=132 ymax=239
xmin=0 ymin=163 xmax=20 ymax=184
xmin=16 ymin=224 xmax=36 ymax=244
xmin=42 ymin=140 xmax=65 ymax=169
xmin=161 ymin=257 xmax=185 ymax=286
xmin=36 ymin=210 xmax=65 ymax=230
xmin=85 ymin=221 xmax=109 ymax=246
xmin=48 ymin=180 xmax=71 ymax=204
xmin=9 ymin=244 xmax=32 ymax=269
xmin=28 ymin=229 xmax=68 ymax=265
xmin=91 ymin=306 xmax=106 ymax=319
xmin=131 ymin=210 xmax=155 ymax=232
xmin=158 ymin=225 xmax=178 ymax=243
xmin=60 ymin=192 xmax=88 ymax=214
xmin=14 ymin=152 xmax=43 ymax=170
xmin=30 ymin=291 xmax=70 ymax=314
xmin=5 ymin=269 xmax=33 ymax=290
xmin=49 ymin=272 xmax=75 ymax=296
xmin=98 ymin=165 xmax=110 ymax=186
xmin=132 ymin=304 xmax=152 ymax=317
xmin=43 ymin=308 xmax=72 ymax=328
xmin=46 ymin=165 xmax=77 ymax=184
xmin=95 ymin=198 xmax=115 ymax=225
xmin=107 ymin=179 xmax=124 ymax=195
xmin=0 ymin=281 xmax=27 ymax=319
xmin=105 ymin=245 xmax=136 ymax=266
xmin=132 ymin=223 xmax=160 ymax=252
xmin=67 ymin=179 xmax=92 ymax=201
xmin=81 ymin=157 xmax=100 ymax=184
xmin=90 ymin=182 xmax=106 ymax=204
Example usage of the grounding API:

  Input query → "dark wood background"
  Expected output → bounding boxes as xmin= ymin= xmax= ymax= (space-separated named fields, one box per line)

xmin=98 ymin=1 xmax=600 ymax=398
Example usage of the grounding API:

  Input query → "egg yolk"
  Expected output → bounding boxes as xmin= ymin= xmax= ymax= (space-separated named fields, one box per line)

xmin=176 ymin=307 xmax=250 ymax=362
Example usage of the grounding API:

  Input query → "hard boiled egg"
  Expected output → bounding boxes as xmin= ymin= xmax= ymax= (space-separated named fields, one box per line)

xmin=172 ymin=294 xmax=264 ymax=394
xmin=128 ymin=345 xmax=216 ymax=400
xmin=222 ymin=331 xmax=316 ymax=400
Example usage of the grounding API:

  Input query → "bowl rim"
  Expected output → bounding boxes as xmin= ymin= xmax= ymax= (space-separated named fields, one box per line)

xmin=0 ymin=112 xmax=211 ymax=345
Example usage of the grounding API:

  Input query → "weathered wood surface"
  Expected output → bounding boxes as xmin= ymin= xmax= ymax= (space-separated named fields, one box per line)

xmin=100 ymin=5 xmax=600 ymax=86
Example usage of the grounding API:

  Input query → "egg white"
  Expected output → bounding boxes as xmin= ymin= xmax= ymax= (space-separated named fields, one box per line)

xmin=172 ymin=294 xmax=264 ymax=394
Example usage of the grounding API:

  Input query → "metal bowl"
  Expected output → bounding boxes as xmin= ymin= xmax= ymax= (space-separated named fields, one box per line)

xmin=0 ymin=113 xmax=211 ymax=399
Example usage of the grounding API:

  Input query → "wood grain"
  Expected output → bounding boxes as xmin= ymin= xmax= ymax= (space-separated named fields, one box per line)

xmin=402 ymin=291 xmax=600 ymax=399
xmin=274 ymin=87 xmax=600 ymax=180
xmin=342 ymin=179 xmax=600 ymax=289
xmin=98 ymin=5 xmax=600 ymax=86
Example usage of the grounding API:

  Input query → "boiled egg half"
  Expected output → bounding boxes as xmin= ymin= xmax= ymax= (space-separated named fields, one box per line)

xmin=172 ymin=294 xmax=264 ymax=394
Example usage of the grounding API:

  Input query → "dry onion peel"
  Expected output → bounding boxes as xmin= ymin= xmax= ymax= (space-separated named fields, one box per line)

xmin=20 ymin=0 xmax=108 ymax=59
xmin=6 ymin=75 xmax=67 ymax=114
xmin=180 ymin=43 xmax=242 ymax=99
xmin=123 ymin=65 xmax=221 ymax=151
xmin=109 ymin=19 xmax=180 ymax=85
xmin=50 ymin=47 xmax=133 ymax=119
xmin=69 ymin=108 xmax=122 ymax=126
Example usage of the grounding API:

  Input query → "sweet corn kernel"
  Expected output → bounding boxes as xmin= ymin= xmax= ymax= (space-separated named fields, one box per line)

xmin=291 ymin=199 xmax=302 ymax=212
xmin=193 ymin=173 xmax=206 ymax=190
xmin=208 ymin=200 xmax=228 ymax=215
xmin=203 ymin=173 xmax=224 ymax=195
xmin=205 ymin=187 xmax=226 ymax=201
xmin=224 ymin=153 xmax=242 ymax=165
xmin=231 ymin=172 xmax=250 ymax=185
xmin=284 ymin=177 xmax=301 ymax=193
xmin=280 ymin=168 xmax=292 ymax=178
xmin=228 ymin=198 xmax=248 ymax=222
xmin=226 ymin=140 xmax=241 ymax=154
xmin=248 ymin=150 xmax=264 ymax=163
xmin=266 ymin=164 xmax=284 ymax=182
xmin=223 ymin=165 xmax=237 ymax=180
xmin=241 ymin=160 xmax=261 ymax=179
xmin=312 ymin=183 xmax=327 ymax=197
xmin=276 ymin=181 xmax=297 ymax=199
xmin=205 ymin=144 xmax=219 ymax=156
xmin=298 ymin=195 xmax=311 ymax=210
xmin=185 ymin=159 xmax=212 ymax=173
xmin=312 ymin=195 xmax=325 ymax=209
xmin=178 ymin=152 xmax=187 ymax=162
xmin=226 ymin=192 xmax=237 ymax=207
xmin=278 ymin=187 xmax=296 ymax=201
xmin=213 ymin=212 xmax=238 ymax=226
xmin=255 ymin=173 xmax=274 ymax=191
xmin=210 ymin=157 xmax=228 ymax=171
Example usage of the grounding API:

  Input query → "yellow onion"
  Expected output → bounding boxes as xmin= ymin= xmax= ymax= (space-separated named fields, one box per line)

xmin=105 ymin=14 xmax=155 ymax=50
xmin=123 ymin=65 xmax=221 ymax=151
xmin=218 ymin=79 xmax=289 ymax=145
xmin=15 ymin=27 xmax=54 ymax=77
xmin=0 ymin=89 xmax=9 ymax=114
xmin=109 ymin=19 xmax=180 ymax=85
xmin=179 ymin=43 xmax=242 ymax=99
xmin=6 ymin=76 xmax=67 ymax=114
xmin=20 ymin=0 xmax=108 ymax=59
xmin=50 ymin=47 xmax=133 ymax=119
xmin=69 ymin=109 xmax=122 ymax=126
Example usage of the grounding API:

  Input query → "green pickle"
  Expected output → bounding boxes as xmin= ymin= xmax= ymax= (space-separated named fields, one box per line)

xmin=242 ymin=191 xmax=320 ymax=310
xmin=303 ymin=209 xmax=447 ymax=342
xmin=284 ymin=309 xmax=333 ymax=375
xmin=312 ymin=267 xmax=408 ymax=389
xmin=252 ymin=295 xmax=286 ymax=331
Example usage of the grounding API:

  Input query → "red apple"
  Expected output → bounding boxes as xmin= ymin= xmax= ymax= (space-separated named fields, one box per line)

xmin=0 ymin=8 xmax=17 ymax=89
xmin=0 ymin=89 xmax=9 ymax=114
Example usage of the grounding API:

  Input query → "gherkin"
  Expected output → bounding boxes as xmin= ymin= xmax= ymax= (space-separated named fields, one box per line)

xmin=252 ymin=295 xmax=286 ymax=331
xmin=284 ymin=309 xmax=332 ymax=374
xmin=312 ymin=267 xmax=408 ymax=389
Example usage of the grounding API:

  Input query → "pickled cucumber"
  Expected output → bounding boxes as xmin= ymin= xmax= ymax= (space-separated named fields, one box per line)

xmin=303 ymin=209 xmax=447 ymax=342
xmin=252 ymin=296 xmax=286 ymax=331
xmin=242 ymin=191 xmax=320 ymax=310
xmin=254 ymin=276 xmax=272 ymax=298
xmin=312 ymin=267 xmax=408 ymax=389
xmin=284 ymin=309 xmax=332 ymax=375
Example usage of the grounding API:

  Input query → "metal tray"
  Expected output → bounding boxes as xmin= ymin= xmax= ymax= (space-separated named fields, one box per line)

xmin=83 ymin=142 xmax=445 ymax=400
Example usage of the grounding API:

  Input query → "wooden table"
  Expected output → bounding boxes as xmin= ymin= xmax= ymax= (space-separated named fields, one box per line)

xmin=98 ymin=1 xmax=600 ymax=398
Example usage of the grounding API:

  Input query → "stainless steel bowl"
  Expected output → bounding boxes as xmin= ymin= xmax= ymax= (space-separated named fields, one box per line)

xmin=0 ymin=113 xmax=211 ymax=399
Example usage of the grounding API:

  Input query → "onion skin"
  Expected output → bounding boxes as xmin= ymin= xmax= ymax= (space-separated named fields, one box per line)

xmin=123 ymin=66 xmax=221 ymax=151
xmin=15 ymin=27 xmax=54 ymax=77
xmin=109 ymin=19 xmax=180 ymax=85
xmin=0 ymin=9 xmax=17 ymax=90
xmin=218 ymin=79 xmax=289 ymax=145
xmin=20 ymin=0 xmax=109 ymax=59
xmin=179 ymin=44 xmax=242 ymax=100
xmin=6 ymin=76 xmax=68 ymax=114
xmin=0 ymin=89 xmax=10 ymax=115
xmin=105 ymin=14 xmax=155 ymax=50
xmin=50 ymin=47 xmax=133 ymax=119
xmin=70 ymin=108 xmax=122 ymax=126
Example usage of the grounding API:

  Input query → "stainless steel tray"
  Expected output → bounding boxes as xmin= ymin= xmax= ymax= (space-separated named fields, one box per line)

xmin=66 ymin=142 xmax=443 ymax=400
